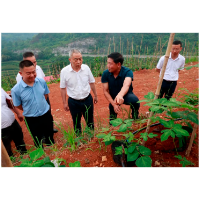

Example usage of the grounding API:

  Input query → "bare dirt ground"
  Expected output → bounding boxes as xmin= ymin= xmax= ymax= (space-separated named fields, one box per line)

xmin=11 ymin=62 xmax=199 ymax=167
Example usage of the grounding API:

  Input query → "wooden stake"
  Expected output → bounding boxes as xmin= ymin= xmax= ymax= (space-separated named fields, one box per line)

xmin=1 ymin=140 xmax=13 ymax=167
xmin=185 ymin=123 xmax=198 ymax=157
xmin=142 ymin=33 xmax=175 ymax=146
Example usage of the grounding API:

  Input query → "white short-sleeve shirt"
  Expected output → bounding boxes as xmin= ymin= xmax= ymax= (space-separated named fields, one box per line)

xmin=60 ymin=64 xmax=95 ymax=100
xmin=156 ymin=53 xmax=185 ymax=81
xmin=1 ymin=88 xmax=15 ymax=129
xmin=16 ymin=65 xmax=45 ymax=83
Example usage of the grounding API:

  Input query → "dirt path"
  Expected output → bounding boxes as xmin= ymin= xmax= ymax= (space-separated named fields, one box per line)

xmin=12 ymin=62 xmax=199 ymax=167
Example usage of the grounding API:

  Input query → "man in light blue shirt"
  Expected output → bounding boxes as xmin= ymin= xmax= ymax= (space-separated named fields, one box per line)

xmin=11 ymin=60 xmax=54 ymax=146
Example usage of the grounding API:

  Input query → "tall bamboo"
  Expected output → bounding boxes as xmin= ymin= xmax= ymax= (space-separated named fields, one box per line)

xmin=1 ymin=140 xmax=13 ymax=167
xmin=142 ymin=33 xmax=175 ymax=146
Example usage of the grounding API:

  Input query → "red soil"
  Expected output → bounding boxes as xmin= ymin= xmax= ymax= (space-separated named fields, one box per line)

xmin=11 ymin=62 xmax=199 ymax=167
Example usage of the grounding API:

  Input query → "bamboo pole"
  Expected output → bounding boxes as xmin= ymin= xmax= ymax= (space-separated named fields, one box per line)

xmin=185 ymin=123 xmax=198 ymax=157
xmin=1 ymin=140 xmax=13 ymax=167
xmin=142 ymin=33 xmax=175 ymax=146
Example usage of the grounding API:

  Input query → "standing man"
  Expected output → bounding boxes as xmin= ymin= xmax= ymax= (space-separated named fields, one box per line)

xmin=101 ymin=52 xmax=140 ymax=121
xmin=154 ymin=40 xmax=185 ymax=134
xmin=16 ymin=52 xmax=58 ymax=133
xmin=60 ymin=49 xmax=98 ymax=135
xmin=1 ymin=88 xmax=27 ymax=157
xmin=156 ymin=40 xmax=185 ymax=100
xmin=11 ymin=60 xmax=54 ymax=147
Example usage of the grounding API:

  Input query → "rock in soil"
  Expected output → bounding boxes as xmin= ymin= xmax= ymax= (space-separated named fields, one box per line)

xmin=155 ymin=160 xmax=160 ymax=166
xmin=102 ymin=156 xmax=107 ymax=162
xmin=85 ymin=158 xmax=90 ymax=164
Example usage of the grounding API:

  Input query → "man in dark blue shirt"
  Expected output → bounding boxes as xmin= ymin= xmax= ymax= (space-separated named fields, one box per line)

xmin=101 ymin=52 xmax=140 ymax=121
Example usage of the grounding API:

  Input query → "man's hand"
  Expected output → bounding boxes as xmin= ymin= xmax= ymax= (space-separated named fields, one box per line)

xmin=114 ymin=95 xmax=124 ymax=105
xmin=17 ymin=113 xmax=24 ymax=122
xmin=113 ymin=104 xmax=121 ymax=114
xmin=63 ymin=103 xmax=69 ymax=111
xmin=94 ymin=96 xmax=98 ymax=104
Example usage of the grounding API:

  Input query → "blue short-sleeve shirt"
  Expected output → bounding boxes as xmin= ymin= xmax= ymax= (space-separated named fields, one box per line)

xmin=11 ymin=77 xmax=50 ymax=117
xmin=101 ymin=66 xmax=134 ymax=99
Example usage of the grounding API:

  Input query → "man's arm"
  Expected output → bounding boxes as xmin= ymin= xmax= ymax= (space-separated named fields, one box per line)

xmin=60 ymin=88 xmax=69 ymax=111
xmin=115 ymin=77 xmax=132 ymax=105
xmin=102 ymin=82 xmax=120 ymax=114
xmin=156 ymin=68 xmax=160 ymax=73
xmin=89 ymin=83 xmax=98 ymax=104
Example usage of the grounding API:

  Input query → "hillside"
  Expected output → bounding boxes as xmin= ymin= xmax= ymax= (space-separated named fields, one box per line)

xmin=1 ymin=33 xmax=199 ymax=62
xmin=1 ymin=33 xmax=38 ymax=42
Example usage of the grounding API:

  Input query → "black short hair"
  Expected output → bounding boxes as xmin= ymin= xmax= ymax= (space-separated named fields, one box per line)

xmin=19 ymin=60 xmax=34 ymax=69
xmin=173 ymin=40 xmax=182 ymax=47
xmin=23 ymin=52 xmax=35 ymax=58
xmin=108 ymin=52 xmax=124 ymax=65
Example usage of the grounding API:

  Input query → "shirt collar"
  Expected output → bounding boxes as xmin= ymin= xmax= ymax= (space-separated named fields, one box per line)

xmin=169 ymin=52 xmax=180 ymax=60
xmin=69 ymin=64 xmax=85 ymax=72
xmin=21 ymin=77 xmax=38 ymax=88
xmin=109 ymin=66 xmax=123 ymax=77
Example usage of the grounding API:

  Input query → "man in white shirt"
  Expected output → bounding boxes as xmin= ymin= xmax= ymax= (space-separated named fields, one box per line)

xmin=16 ymin=52 xmax=58 ymax=134
xmin=60 ymin=49 xmax=98 ymax=135
xmin=156 ymin=40 xmax=185 ymax=100
xmin=154 ymin=40 xmax=185 ymax=133
xmin=1 ymin=88 xmax=27 ymax=157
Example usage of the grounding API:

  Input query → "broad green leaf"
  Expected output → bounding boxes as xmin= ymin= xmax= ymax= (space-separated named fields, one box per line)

xmin=171 ymin=131 xmax=175 ymax=138
xmin=43 ymin=156 xmax=51 ymax=164
xmin=148 ymin=133 xmax=158 ymax=138
xmin=159 ymin=98 xmax=168 ymax=104
xmin=180 ymin=103 xmax=194 ymax=110
xmin=138 ymin=146 xmax=151 ymax=156
xmin=127 ymin=143 xmax=137 ymax=153
xmin=30 ymin=148 xmax=45 ymax=161
xmin=110 ymin=118 xmax=123 ymax=127
xmin=69 ymin=161 xmax=81 ymax=167
xmin=32 ymin=159 xmax=45 ymax=167
xmin=127 ymin=151 xmax=139 ymax=162
xmin=135 ymin=156 xmax=152 ymax=167
xmin=161 ymin=129 xmax=173 ymax=141
xmin=110 ymin=136 xmax=116 ymax=141
xmin=117 ymin=124 xmax=128 ymax=132
xmin=41 ymin=162 xmax=55 ymax=167
xmin=125 ymin=121 xmax=133 ymax=127
xmin=150 ymin=106 xmax=161 ymax=112
xmin=187 ymin=112 xmax=199 ymax=125
xmin=159 ymin=119 xmax=174 ymax=128
xmin=140 ymin=132 xmax=148 ymax=141
xmin=19 ymin=160 xmax=32 ymax=167
xmin=172 ymin=126 xmax=190 ymax=136
xmin=96 ymin=133 xmax=107 ymax=139
xmin=137 ymin=99 xmax=151 ymax=103
xmin=114 ymin=146 xmax=123 ymax=155
xmin=144 ymin=92 xmax=154 ymax=100
xmin=151 ymin=99 xmax=160 ymax=105
xmin=105 ymin=140 xmax=114 ymax=146
xmin=59 ymin=165 xmax=66 ymax=167
xmin=162 ymin=101 xmax=179 ymax=107
xmin=171 ymin=111 xmax=186 ymax=119
xmin=124 ymin=119 xmax=134 ymax=123
xmin=174 ymin=155 xmax=182 ymax=160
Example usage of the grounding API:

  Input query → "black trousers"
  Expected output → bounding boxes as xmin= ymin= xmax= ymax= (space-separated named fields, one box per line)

xmin=159 ymin=80 xmax=177 ymax=100
xmin=68 ymin=94 xmax=94 ymax=134
xmin=109 ymin=92 xmax=140 ymax=121
xmin=1 ymin=119 xmax=27 ymax=157
xmin=25 ymin=109 xmax=54 ymax=147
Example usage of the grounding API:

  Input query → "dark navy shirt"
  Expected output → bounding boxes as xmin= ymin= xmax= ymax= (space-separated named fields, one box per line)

xmin=101 ymin=66 xmax=134 ymax=99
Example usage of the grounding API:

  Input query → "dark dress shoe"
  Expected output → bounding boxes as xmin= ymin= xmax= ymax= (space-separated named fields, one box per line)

xmin=53 ymin=128 xmax=58 ymax=133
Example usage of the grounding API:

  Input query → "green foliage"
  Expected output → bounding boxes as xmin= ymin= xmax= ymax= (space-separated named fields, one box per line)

xmin=174 ymin=155 xmax=194 ymax=167
xmin=69 ymin=161 xmax=81 ymax=167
